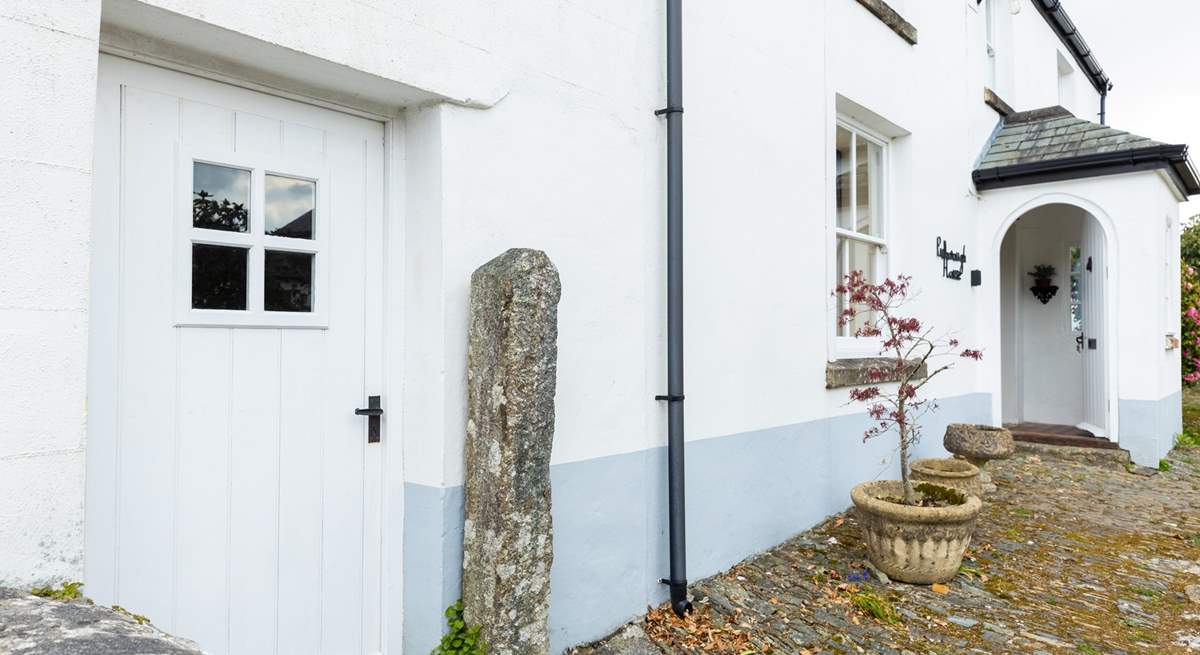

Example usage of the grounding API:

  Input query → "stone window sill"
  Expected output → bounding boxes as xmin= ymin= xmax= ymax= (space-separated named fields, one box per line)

xmin=853 ymin=0 xmax=918 ymax=45
xmin=825 ymin=357 xmax=929 ymax=390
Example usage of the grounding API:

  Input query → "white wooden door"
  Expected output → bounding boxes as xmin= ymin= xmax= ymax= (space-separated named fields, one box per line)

xmin=1079 ymin=217 xmax=1107 ymax=435
xmin=87 ymin=55 xmax=386 ymax=655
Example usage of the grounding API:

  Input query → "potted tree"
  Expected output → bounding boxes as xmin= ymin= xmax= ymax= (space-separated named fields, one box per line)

xmin=835 ymin=272 xmax=985 ymax=584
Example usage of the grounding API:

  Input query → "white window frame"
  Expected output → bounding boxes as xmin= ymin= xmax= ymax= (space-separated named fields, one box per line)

xmin=830 ymin=116 xmax=891 ymax=358
xmin=174 ymin=145 xmax=331 ymax=328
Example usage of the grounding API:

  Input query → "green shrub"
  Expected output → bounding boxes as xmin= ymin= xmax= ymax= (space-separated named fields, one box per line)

xmin=1182 ymin=217 xmax=1200 ymax=271
xmin=1159 ymin=459 xmax=1172 ymax=472
xmin=1177 ymin=429 xmax=1200 ymax=448
xmin=1183 ymin=259 xmax=1200 ymax=385
xmin=30 ymin=581 xmax=83 ymax=601
xmin=432 ymin=600 xmax=486 ymax=655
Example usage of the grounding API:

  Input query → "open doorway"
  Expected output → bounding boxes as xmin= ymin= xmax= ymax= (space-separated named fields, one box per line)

xmin=999 ymin=203 xmax=1112 ymax=446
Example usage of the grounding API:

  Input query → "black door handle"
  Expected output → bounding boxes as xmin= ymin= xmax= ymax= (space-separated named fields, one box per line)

xmin=355 ymin=396 xmax=383 ymax=443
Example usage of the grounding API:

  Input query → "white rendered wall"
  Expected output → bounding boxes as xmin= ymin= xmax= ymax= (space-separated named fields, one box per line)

xmin=0 ymin=1 xmax=101 ymax=586
xmin=426 ymin=0 xmax=1034 ymax=486
xmin=0 ymin=0 xmax=1174 ymax=615
xmin=386 ymin=0 xmax=1145 ymax=488
xmin=75 ymin=0 xmax=1121 ymax=528
xmin=108 ymin=0 xmax=507 ymax=108
xmin=1009 ymin=0 xmax=1103 ymax=118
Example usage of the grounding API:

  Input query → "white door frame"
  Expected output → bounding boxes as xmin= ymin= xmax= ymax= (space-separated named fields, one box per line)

xmin=988 ymin=192 xmax=1120 ymax=443
xmin=87 ymin=51 xmax=406 ymax=653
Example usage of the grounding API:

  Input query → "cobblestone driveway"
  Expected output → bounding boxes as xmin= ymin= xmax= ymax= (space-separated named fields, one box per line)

xmin=576 ymin=444 xmax=1200 ymax=654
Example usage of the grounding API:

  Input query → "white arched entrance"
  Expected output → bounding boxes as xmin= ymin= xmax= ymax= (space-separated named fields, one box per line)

xmin=988 ymin=194 xmax=1120 ymax=444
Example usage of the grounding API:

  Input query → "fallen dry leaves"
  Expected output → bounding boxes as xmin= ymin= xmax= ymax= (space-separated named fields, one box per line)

xmin=643 ymin=603 xmax=771 ymax=654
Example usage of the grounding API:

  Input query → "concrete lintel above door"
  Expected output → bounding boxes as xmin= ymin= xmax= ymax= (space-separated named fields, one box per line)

xmin=100 ymin=0 xmax=510 ymax=118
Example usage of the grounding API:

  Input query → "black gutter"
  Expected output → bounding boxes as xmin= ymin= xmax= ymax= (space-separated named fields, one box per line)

xmin=1032 ymin=0 xmax=1114 ymax=123
xmin=655 ymin=0 xmax=692 ymax=619
xmin=973 ymin=143 xmax=1200 ymax=196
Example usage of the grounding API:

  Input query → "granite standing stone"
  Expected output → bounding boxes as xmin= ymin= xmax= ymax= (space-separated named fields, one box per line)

xmin=462 ymin=249 xmax=562 ymax=655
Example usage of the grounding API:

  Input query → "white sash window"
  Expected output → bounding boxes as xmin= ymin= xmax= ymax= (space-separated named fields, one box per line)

xmin=833 ymin=119 xmax=890 ymax=350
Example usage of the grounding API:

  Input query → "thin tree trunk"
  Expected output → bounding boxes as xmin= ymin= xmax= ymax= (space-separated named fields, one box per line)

xmin=898 ymin=398 xmax=915 ymax=505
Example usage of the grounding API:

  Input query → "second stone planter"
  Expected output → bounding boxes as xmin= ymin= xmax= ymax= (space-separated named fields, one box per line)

xmin=910 ymin=458 xmax=982 ymax=496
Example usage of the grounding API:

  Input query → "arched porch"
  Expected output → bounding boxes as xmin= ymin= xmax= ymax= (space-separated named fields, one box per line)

xmin=975 ymin=181 xmax=1182 ymax=467
xmin=994 ymin=199 xmax=1117 ymax=445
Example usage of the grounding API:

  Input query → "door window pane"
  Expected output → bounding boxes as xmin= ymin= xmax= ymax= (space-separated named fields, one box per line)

xmin=192 ymin=244 xmax=247 ymax=310
xmin=265 ymin=175 xmax=315 ymax=239
xmin=193 ymin=162 xmax=250 ymax=233
xmin=1069 ymin=246 xmax=1083 ymax=333
xmin=265 ymin=250 xmax=314 ymax=312
xmin=837 ymin=236 xmax=880 ymax=337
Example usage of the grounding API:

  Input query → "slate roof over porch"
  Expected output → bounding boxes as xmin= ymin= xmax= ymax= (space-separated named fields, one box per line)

xmin=973 ymin=106 xmax=1200 ymax=196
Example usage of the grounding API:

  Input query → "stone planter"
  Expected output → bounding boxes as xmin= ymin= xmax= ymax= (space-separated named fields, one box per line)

xmin=910 ymin=458 xmax=982 ymax=496
xmin=944 ymin=423 xmax=1014 ymax=491
xmin=850 ymin=480 xmax=982 ymax=584
xmin=944 ymin=423 xmax=1015 ymax=463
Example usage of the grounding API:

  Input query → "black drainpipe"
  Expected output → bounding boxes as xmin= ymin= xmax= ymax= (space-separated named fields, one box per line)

xmin=1099 ymin=86 xmax=1109 ymax=125
xmin=654 ymin=0 xmax=692 ymax=619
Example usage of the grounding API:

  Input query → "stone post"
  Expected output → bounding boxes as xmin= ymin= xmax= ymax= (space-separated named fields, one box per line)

xmin=462 ymin=249 xmax=561 ymax=655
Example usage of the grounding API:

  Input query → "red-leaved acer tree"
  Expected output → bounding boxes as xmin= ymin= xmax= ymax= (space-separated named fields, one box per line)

xmin=834 ymin=272 xmax=983 ymax=505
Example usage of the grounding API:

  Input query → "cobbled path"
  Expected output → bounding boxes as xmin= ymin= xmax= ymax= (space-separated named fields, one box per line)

xmin=576 ymin=445 xmax=1200 ymax=654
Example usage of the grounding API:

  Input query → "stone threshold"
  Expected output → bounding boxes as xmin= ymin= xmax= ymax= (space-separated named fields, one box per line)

xmin=1013 ymin=439 xmax=1131 ymax=466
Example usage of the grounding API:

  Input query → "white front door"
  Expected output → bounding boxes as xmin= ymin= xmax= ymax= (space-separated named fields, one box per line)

xmin=87 ymin=55 xmax=386 ymax=655
xmin=1079 ymin=218 xmax=1107 ymax=436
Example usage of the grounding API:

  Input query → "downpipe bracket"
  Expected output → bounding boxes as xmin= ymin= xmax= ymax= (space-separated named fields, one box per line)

xmin=655 ymin=394 xmax=685 ymax=402
xmin=654 ymin=106 xmax=684 ymax=117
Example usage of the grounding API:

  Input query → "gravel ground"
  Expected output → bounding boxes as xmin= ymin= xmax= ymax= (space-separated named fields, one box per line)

xmin=574 ymin=443 xmax=1200 ymax=655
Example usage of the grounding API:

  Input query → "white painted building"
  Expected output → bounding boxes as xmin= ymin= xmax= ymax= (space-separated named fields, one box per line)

xmin=1 ymin=0 xmax=1194 ymax=653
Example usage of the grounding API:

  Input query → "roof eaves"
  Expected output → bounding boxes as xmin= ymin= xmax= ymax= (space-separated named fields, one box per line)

xmin=973 ymin=144 xmax=1200 ymax=196
xmin=1169 ymin=147 xmax=1200 ymax=196
xmin=1031 ymin=0 xmax=1113 ymax=96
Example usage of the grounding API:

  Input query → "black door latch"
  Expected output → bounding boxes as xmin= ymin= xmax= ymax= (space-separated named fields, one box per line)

xmin=355 ymin=396 xmax=383 ymax=443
